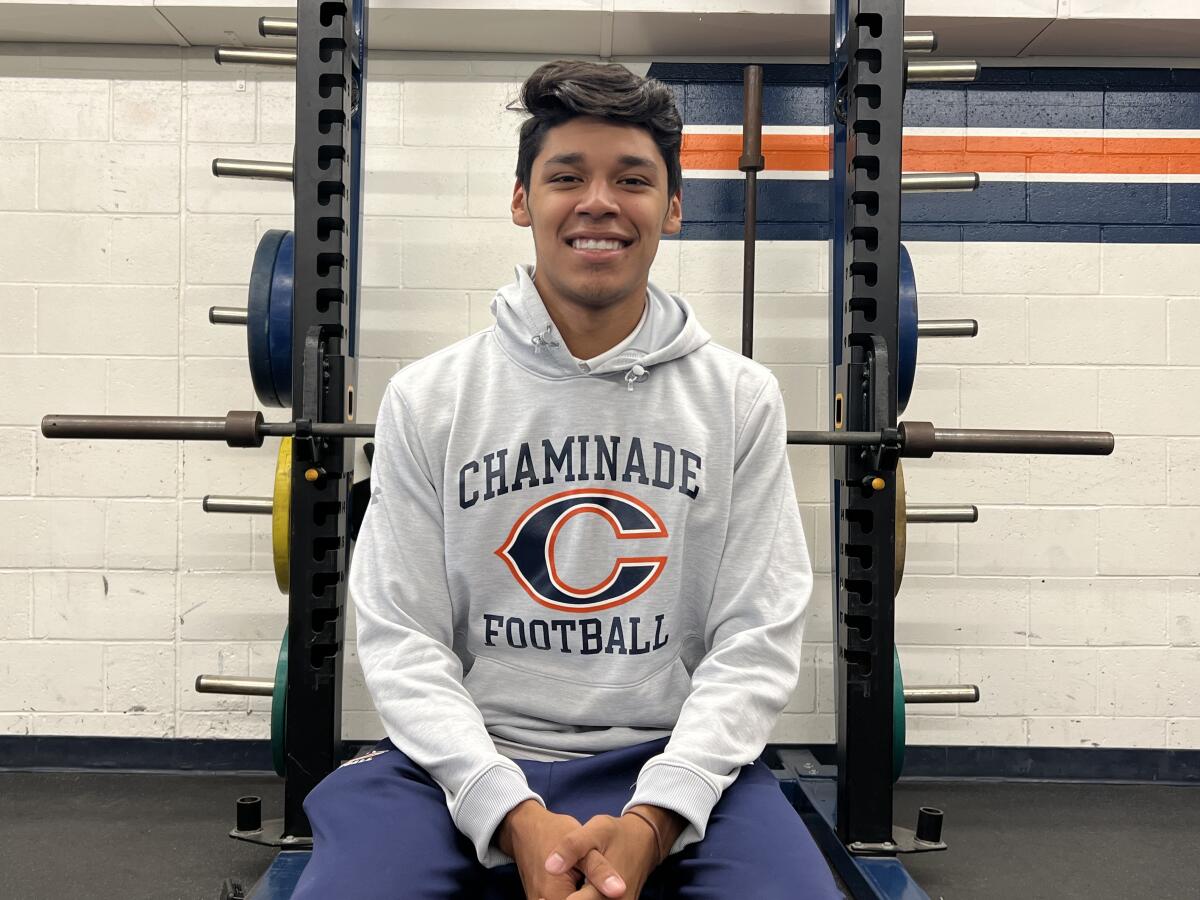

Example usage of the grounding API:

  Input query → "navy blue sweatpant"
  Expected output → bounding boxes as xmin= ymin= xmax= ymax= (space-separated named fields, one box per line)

xmin=292 ymin=736 xmax=844 ymax=899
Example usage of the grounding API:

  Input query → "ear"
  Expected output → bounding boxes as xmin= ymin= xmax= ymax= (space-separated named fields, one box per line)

xmin=512 ymin=178 xmax=532 ymax=227
xmin=661 ymin=190 xmax=682 ymax=237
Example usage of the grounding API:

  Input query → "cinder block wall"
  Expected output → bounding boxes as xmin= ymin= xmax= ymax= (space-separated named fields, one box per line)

xmin=1 ymin=44 xmax=1197 ymax=751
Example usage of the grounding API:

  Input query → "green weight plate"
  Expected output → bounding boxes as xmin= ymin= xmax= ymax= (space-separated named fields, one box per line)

xmin=272 ymin=627 xmax=288 ymax=777
xmin=893 ymin=646 xmax=905 ymax=783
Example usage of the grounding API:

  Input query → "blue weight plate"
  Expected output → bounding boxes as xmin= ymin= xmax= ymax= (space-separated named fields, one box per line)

xmin=268 ymin=231 xmax=295 ymax=408
xmin=248 ymin=230 xmax=288 ymax=408
xmin=898 ymin=243 xmax=919 ymax=414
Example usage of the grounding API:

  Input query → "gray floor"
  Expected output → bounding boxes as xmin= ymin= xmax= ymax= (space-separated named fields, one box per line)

xmin=1 ymin=771 xmax=1197 ymax=899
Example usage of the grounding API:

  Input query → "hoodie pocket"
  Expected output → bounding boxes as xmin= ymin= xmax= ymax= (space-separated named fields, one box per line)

xmin=463 ymin=653 xmax=693 ymax=732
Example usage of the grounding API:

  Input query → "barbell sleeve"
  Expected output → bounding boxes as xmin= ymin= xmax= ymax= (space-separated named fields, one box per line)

xmin=212 ymin=159 xmax=294 ymax=182
xmin=41 ymin=412 xmax=264 ymax=447
xmin=903 ymin=31 xmax=937 ymax=54
xmin=202 ymin=496 xmax=273 ymax=515
xmin=899 ymin=422 xmax=1115 ymax=457
xmin=195 ymin=675 xmax=274 ymax=697
xmin=902 ymin=173 xmax=980 ymax=194
xmin=209 ymin=307 xmax=248 ymax=325
xmin=918 ymin=319 xmax=978 ymax=338
xmin=214 ymin=47 xmax=297 ymax=67
xmin=259 ymin=17 xmax=298 ymax=38
xmin=907 ymin=60 xmax=980 ymax=83
xmin=907 ymin=505 xmax=979 ymax=524
xmin=904 ymin=685 xmax=981 ymax=704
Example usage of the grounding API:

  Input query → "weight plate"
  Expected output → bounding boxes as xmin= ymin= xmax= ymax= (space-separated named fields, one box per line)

xmin=893 ymin=645 xmax=905 ymax=783
xmin=247 ymin=229 xmax=288 ymax=409
xmin=268 ymin=231 xmax=294 ymax=408
xmin=895 ymin=460 xmax=906 ymax=591
xmin=272 ymin=627 xmax=288 ymax=778
xmin=898 ymin=243 xmax=919 ymax=414
xmin=272 ymin=437 xmax=292 ymax=594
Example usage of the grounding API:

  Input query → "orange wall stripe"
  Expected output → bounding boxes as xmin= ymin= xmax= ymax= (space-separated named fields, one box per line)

xmin=680 ymin=132 xmax=1200 ymax=176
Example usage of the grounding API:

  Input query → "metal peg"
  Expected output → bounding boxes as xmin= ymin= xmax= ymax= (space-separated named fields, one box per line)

xmin=904 ymin=685 xmax=981 ymax=704
xmin=907 ymin=60 xmax=980 ymax=83
xmin=902 ymin=173 xmax=980 ymax=194
xmin=202 ymin=496 xmax=273 ymax=515
xmin=212 ymin=159 xmax=294 ymax=182
xmin=907 ymin=505 xmax=979 ymax=524
xmin=209 ymin=307 xmax=248 ymax=326
xmin=195 ymin=675 xmax=274 ymax=697
xmin=214 ymin=47 xmax=297 ymax=67
xmin=259 ymin=17 xmax=298 ymax=38
xmin=918 ymin=319 xmax=979 ymax=338
xmin=904 ymin=31 xmax=937 ymax=54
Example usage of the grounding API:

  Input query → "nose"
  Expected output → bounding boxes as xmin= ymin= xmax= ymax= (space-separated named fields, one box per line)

xmin=574 ymin=179 xmax=621 ymax=218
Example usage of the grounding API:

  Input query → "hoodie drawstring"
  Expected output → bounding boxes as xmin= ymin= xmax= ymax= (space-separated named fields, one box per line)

xmin=530 ymin=324 xmax=560 ymax=354
xmin=625 ymin=364 xmax=648 ymax=392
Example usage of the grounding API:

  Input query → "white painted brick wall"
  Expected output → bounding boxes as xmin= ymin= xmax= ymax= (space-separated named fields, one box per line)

xmin=2 ymin=44 xmax=1198 ymax=755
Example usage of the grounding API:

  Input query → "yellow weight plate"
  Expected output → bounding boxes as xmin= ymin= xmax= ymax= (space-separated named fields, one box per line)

xmin=894 ymin=461 xmax=906 ymax=591
xmin=272 ymin=437 xmax=292 ymax=593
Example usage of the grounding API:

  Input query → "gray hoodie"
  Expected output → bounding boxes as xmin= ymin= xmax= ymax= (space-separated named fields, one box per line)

xmin=351 ymin=263 xmax=813 ymax=868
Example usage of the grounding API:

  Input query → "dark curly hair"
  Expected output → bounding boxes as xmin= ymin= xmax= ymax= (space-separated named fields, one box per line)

xmin=514 ymin=60 xmax=683 ymax=199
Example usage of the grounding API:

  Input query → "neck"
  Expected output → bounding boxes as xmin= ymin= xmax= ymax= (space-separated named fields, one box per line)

xmin=534 ymin=272 xmax=647 ymax=360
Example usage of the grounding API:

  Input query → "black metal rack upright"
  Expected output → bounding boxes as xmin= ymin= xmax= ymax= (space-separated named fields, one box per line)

xmin=829 ymin=0 xmax=906 ymax=848
xmin=282 ymin=0 xmax=368 ymax=839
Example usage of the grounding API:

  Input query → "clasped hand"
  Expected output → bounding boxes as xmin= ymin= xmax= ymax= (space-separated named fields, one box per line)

xmin=509 ymin=807 xmax=662 ymax=900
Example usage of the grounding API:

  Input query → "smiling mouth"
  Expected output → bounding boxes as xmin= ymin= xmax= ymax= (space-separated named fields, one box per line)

xmin=566 ymin=238 xmax=634 ymax=258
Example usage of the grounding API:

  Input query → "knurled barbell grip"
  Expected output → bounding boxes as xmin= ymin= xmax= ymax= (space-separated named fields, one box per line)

xmin=899 ymin=422 xmax=1115 ymax=457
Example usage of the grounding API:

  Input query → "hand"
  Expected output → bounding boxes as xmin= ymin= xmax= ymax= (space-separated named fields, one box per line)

xmin=496 ymin=800 xmax=626 ymax=900
xmin=544 ymin=813 xmax=662 ymax=900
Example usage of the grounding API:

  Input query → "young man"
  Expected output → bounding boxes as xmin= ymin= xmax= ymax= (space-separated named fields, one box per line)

xmin=293 ymin=60 xmax=842 ymax=900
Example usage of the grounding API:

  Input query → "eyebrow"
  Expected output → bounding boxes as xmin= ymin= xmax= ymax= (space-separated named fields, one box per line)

xmin=543 ymin=152 xmax=658 ymax=170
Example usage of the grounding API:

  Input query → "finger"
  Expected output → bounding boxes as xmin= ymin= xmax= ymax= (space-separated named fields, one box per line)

xmin=564 ymin=883 xmax=606 ymax=900
xmin=547 ymin=819 xmax=613 ymax=875
xmin=580 ymin=848 xmax=626 ymax=898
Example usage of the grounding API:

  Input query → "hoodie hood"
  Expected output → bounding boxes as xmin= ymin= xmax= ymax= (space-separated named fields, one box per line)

xmin=489 ymin=263 xmax=711 ymax=391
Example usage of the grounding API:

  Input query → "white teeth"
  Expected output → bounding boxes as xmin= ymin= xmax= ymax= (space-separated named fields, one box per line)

xmin=572 ymin=238 xmax=624 ymax=251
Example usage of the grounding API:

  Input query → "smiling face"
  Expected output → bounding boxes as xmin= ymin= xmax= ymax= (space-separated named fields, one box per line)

xmin=511 ymin=116 xmax=682 ymax=313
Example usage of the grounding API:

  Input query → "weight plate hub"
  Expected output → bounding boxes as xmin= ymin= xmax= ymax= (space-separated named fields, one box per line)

xmin=898 ymin=243 xmax=919 ymax=414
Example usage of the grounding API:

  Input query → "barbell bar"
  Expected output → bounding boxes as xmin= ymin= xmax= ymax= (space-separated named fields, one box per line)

xmin=42 ymin=413 xmax=1114 ymax=457
xmin=212 ymin=159 xmax=295 ymax=182
xmin=214 ymin=47 xmax=297 ymax=67
xmin=787 ymin=424 xmax=1114 ymax=456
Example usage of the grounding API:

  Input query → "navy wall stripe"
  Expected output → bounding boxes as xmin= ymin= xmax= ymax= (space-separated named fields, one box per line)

xmin=3 ymin=735 xmax=1198 ymax=783
xmin=679 ymin=221 xmax=1200 ymax=244
xmin=679 ymin=179 xmax=1200 ymax=239
xmin=651 ymin=64 xmax=1200 ymax=130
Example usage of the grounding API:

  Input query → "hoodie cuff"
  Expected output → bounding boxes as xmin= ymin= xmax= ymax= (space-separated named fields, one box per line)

xmin=621 ymin=760 xmax=722 ymax=858
xmin=453 ymin=761 xmax=545 ymax=868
